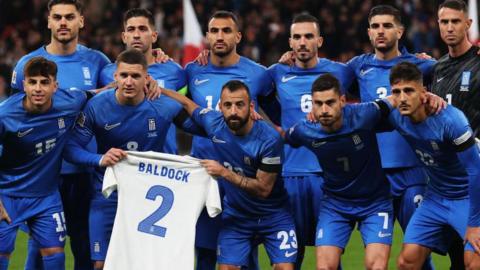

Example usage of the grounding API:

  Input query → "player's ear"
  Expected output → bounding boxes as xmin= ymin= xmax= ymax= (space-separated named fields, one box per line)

xmin=317 ymin=36 xmax=324 ymax=49
xmin=121 ymin=32 xmax=127 ymax=45
xmin=340 ymin=94 xmax=346 ymax=106
xmin=397 ymin=25 xmax=404 ymax=39
xmin=151 ymin=30 xmax=158 ymax=44
xmin=466 ymin=18 xmax=472 ymax=30
xmin=79 ymin=15 xmax=84 ymax=29
xmin=235 ymin=31 xmax=242 ymax=44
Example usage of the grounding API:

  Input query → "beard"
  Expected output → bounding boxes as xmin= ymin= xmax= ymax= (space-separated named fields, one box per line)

xmin=53 ymin=31 xmax=77 ymax=44
xmin=225 ymin=114 xmax=249 ymax=131
xmin=374 ymin=39 xmax=396 ymax=53
xmin=212 ymin=44 xmax=235 ymax=58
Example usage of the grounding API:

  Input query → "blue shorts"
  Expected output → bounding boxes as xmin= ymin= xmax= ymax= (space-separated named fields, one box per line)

xmin=283 ymin=175 xmax=323 ymax=246
xmin=315 ymin=197 xmax=394 ymax=249
xmin=392 ymin=184 xmax=426 ymax=231
xmin=217 ymin=211 xmax=297 ymax=266
xmin=89 ymin=193 xmax=117 ymax=261
xmin=0 ymin=192 xmax=67 ymax=253
xmin=403 ymin=192 xmax=471 ymax=255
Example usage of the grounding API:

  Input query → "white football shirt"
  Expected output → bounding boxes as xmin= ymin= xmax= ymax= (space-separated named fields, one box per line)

xmin=102 ymin=151 xmax=222 ymax=270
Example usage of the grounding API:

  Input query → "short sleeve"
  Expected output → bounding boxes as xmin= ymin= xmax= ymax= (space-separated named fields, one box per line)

xmin=11 ymin=59 xmax=26 ymax=91
xmin=205 ymin=177 xmax=222 ymax=218
xmin=257 ymin=68 xmax=275 ymax=97
xmin=102 ymin=166 xmax=119 ymax=198
xmin=445 ymin=109 xmax=475 ymax=152
xmin=191 ymin=107 xmax=223 ymax=136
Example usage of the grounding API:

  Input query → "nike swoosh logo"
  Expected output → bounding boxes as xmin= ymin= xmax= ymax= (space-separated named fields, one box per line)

xmin=436 ymin=77 xmax=445 ymax=83
xmin=285 ymin=251 xmax=297 ymax=258
xmin=312 ymin=140 xmax=327 ymax=148
xmin=17 ymin=128 xmax=34 ymax=137
xmin=104 ymin=122 xmax=121 ymax=131
xmin=281 ymin=75 xmax=297 ymax=83
xmin=360 ymin=68 xmax=374 ymax=76
xmin=212 ymin=136 xmax=226 ymax=144
xmin=59 ymin=235 xmax=67 ymax=242
xmin=194 ymin=78 xmax=210 ymax=85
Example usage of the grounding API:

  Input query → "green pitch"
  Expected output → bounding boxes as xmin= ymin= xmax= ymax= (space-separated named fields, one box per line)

xmin=10 ymin=224 xmax=450 ymax=269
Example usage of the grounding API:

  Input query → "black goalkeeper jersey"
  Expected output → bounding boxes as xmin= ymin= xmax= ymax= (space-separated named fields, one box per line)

xmin=432 ymin=46 xmax=480 ymax=136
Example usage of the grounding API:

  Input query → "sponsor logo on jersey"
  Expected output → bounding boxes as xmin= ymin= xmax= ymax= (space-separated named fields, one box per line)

xmin=58 ymin=118 xmax=65 ymax=129
xmin=194 ymin=78 xmax=209 ymax=85
xmin=312 ymin=140 xmax=327 ymax=148
xmin=317 ymin=228 xmax=323 ymax=239
xmin=104 ymin=122 xmax=122 ymax=131
xmin=359 ymin=67 xmax=374 ymax=76
xmin=17 ymin=128 xmax=34 ymax=138
xmin=59 ymin=235 xmax=67 ymax=242
xmin=460 ymin=71 xmax=471 ymax=92
xmin=281 ymin=75 xmax=297 ymax=83
xmin=199 ymin=108 xmax=212 ymax=115
xmin=436 ymin=76 xmax=445 ymax=83
xmin=212 ymin=136 xmax=226 ymax=144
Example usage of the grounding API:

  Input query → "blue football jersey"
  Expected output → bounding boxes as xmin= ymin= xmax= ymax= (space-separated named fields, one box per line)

xmin=388 ymin=106 xmax=474 ymax=200
xmin=191 ymin=108 xmax=288 ymax=218
xmin=285 ymin=102 xmax=390 ymax=203
xmin=347 ymin=49 xmax=435 ymax=171
xmin=11 ymin=45 xmax=110 ymax=92
xmin=11 ymin=44 xmax=111 ymax=174
xmin=267 ymin=59 xmax=354 ymax=176
xmin=0 ymin=89 xmax=86 ymax=197
xmin=98 ymin=61 xmax=187 ymax=154
xmin=185 ymin=57 xmax=273 ymax=160
xmin=65 ymin=89 xmax=192 ymax=194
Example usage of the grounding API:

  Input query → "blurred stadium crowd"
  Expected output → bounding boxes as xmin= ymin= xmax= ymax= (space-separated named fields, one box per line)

xmin=0 ymin=0 xmax=456 ymax=99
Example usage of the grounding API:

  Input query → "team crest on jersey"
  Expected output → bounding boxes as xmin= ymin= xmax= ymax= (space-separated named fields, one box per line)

xmin=58 ymin=118 xmax=66 ymax=129
xmin=244 ymin=156 xmax=251 ymax=166
xmin=460 ymin=71 xmax=471 ymax=92
xmin=352 ymin=134 xmax=364 ymax=150
xmin=430 ymin=141 xmax=439 ymax=151
xmin=82 ymin=67 xmax=93 ymax=86
xmin=11 ymin=71 xmax=17 ymax=85
xmin=76 ymin=112 xmax=86 ymax=127
xmin=147 ymin=118 xmax=158 ymax=137
xmin=156 ymin=79 xmax=165 ymax=88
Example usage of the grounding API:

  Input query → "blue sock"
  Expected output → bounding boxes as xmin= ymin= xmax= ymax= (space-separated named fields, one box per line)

xmin=25 ymin=238 xmax=44 ymax=270
xmin=0 ymin=256 xmax=9 ymax=270
xmin=42 ymin=252 xmax=65 ymax=270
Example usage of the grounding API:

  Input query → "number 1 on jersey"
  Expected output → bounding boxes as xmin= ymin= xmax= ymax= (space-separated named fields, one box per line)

xmin=137 ymin=185 xmax=174 ymax=237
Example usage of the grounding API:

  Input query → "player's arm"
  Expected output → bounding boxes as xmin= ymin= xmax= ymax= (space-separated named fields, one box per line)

xmin=161 ymin=88 xmax=199 ymax=115
xmin=172 ymin=109 xmax=207 ymax=137
xmin=201 ymin=160 xmax=278 ymax=199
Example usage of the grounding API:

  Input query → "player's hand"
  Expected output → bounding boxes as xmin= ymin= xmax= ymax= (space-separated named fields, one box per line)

xmin=195 ymin=49 xmax=210 ymax=66
xmin=200 ymin=159 xmax=227 ymax=178
xmin=278 ymin=51 xmax=295 ymax=66
xmin=415 ymin=52 xmax=434 ymax=60
xmin=465 ymin=226 xmax=480 ymax=254
xmin=306 ymin=111 xmax=317 ymax=122
xmin=145 ymin=75 xmax=161 ymax=100
xmin=152 ymin=48 xmax=171 ymax=63
xmin=250 ymin=110 xmax=263 ymax=121
xmin=100 ymin=148 xmax=127 ymax=167
xmin=0 ymin=199 xmax=11 ymax=224
xmin=424 ymin=92 xmax=447 ymax=115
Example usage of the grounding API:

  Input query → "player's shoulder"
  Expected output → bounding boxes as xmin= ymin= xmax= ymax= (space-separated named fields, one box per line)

xmin=346 ymin=53 xmax=373 ymax=68
xmin=0 ymin=93 xmax=24 ymax=115
xmin=76 ymin=44 xmax=109 ymax=60
xmin=253 ymin=121 xmax=282 ymax=144
xmin=267 ymin=62 xmax=290 ymax=75
xmin=101 ymin=62 xmax=116 ymax=72
xmin=185 ymin=60 xmax=203 ymax=74
xmin=437 ymin=105 xmax=468 ymax=125
xmin=150 ymin=60 xmax=184 ymax=74
xmin=14 ymin=47 xmax=46 ymax=68
xmin=239 ymin=56 xmax=266 ymax=70
xmin=151 ymin=94 xmax=182 ymax=112
xmin=87 ymin=88 xmax=115 ymax=106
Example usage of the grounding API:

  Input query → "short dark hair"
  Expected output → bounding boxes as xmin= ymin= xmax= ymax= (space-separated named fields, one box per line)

xmin=116 ymin=49 xmax=148 ymax=70
xmin=439 ymin=0 xmax=468 ymax=13
xmin=389 ymin=62 xmax=423 ymax=85
xmin=48 ymin=0 xmax=83 ymax=14
xmin=221 ymin=80 xmax=251 ymax=102
xmin=24 ymin=57 xmax=58 ymax=80
xmin=123 ymin=8 xmax=155 ymax=28
xmin=311 ymin=74 xmax=341 ymax=95
xmin=291 ymin=13 xmax=321 ymax=35
xmin=208 ymin=11 xmax=240 ymax=30
xmin=368 ymin=5 xmax=402 ymax=25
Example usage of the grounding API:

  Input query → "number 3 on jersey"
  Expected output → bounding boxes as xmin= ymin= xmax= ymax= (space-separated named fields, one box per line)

xmin=137 ymin=185 xmax=174 ymax=237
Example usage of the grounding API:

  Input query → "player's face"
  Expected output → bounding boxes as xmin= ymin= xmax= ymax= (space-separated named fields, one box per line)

xmin=23 ymin=75 xmax=58 ymax=110
xmin=48 ymin=4 xmax=84 ymax=44
xmin=122 ymin=16 xmax=158 ymax=54
xmin=220 ymin=88 xmax=253 ymax=131
xmin=114 ymin=62 xmax=147 ymax=100
xmin=207 ymin=18 xmax=241 ymax=58
xmin=391 ymin=80 xmax=426 ymax=116
xmin=368 ymin=15 xmax=403 ymax=52
xmin=312 ymin=89 xmax=345 ymax=132
xmin=438 ymin=7 xmax=471 ymax=47
xmin=289 ymin=22 xmax=323 ymax=63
